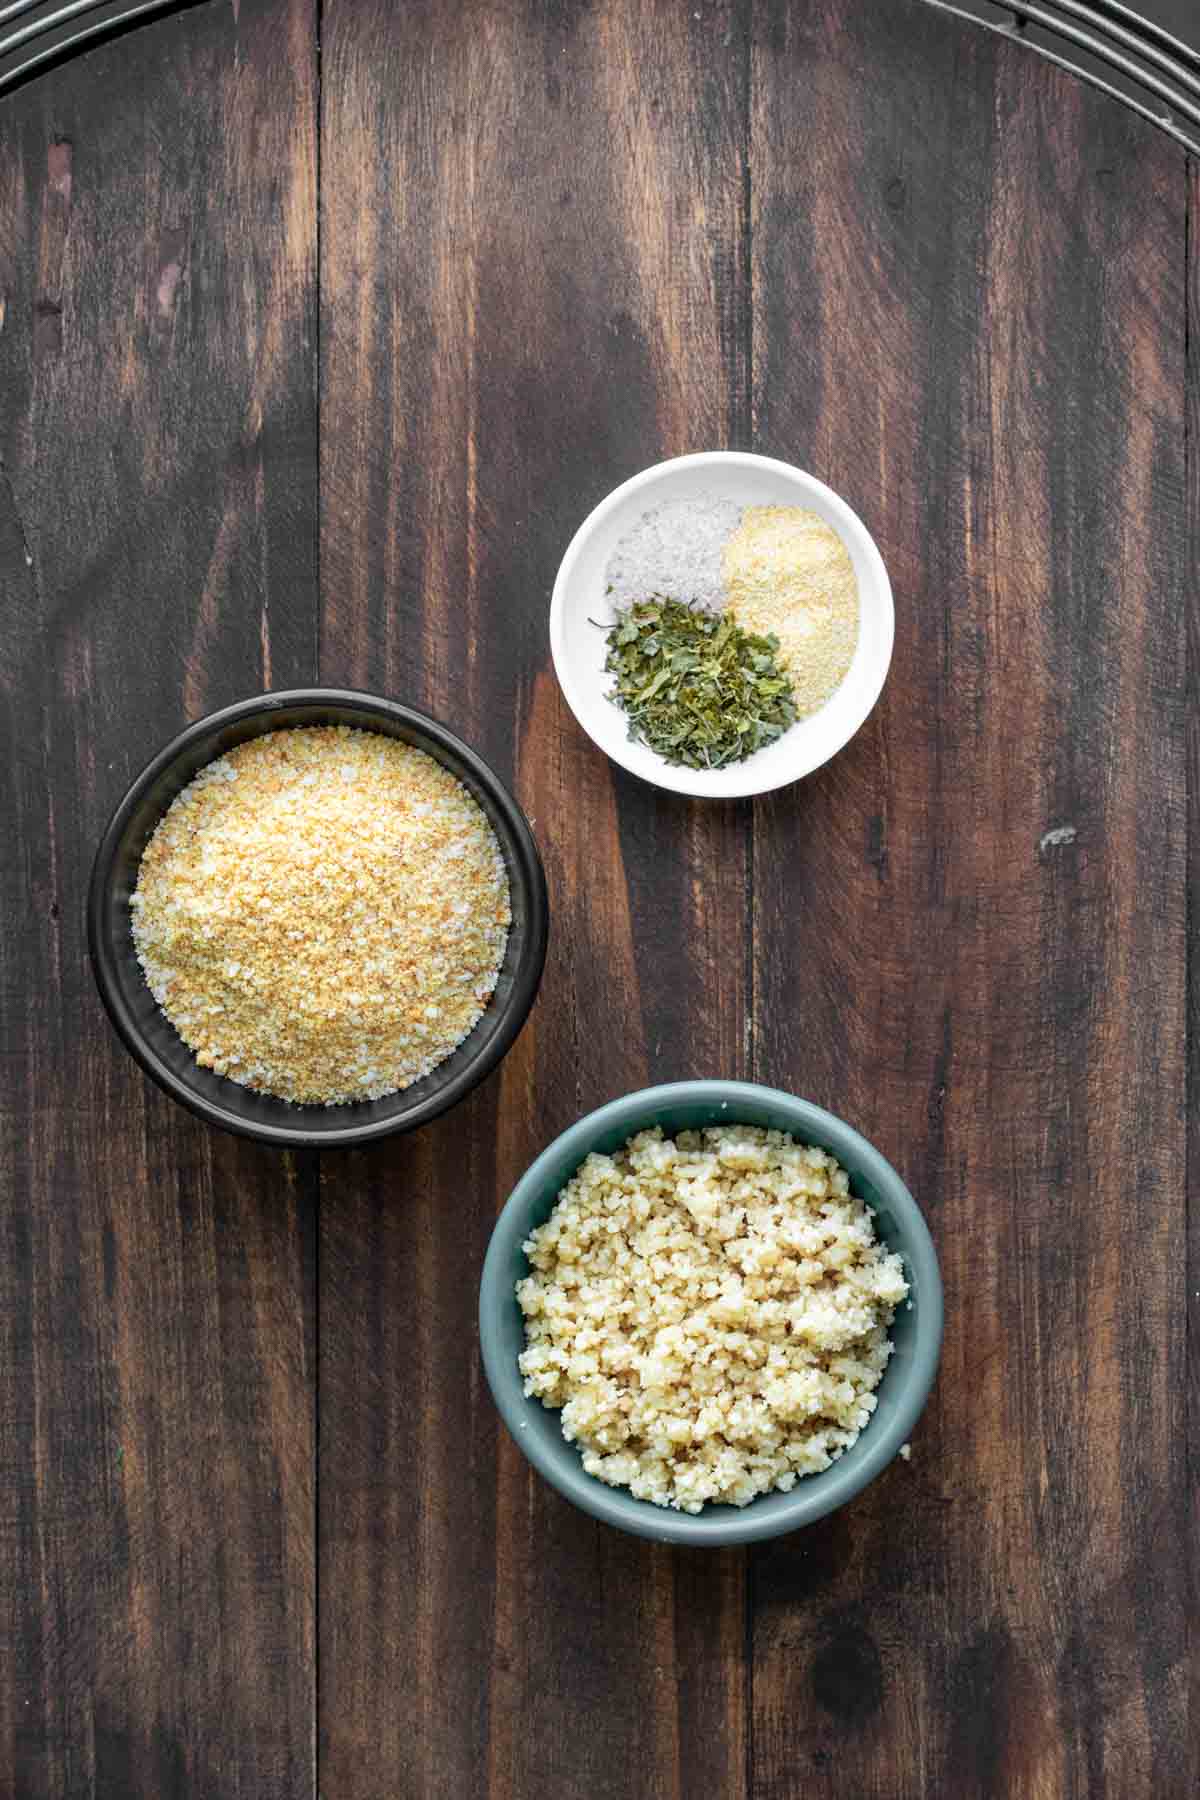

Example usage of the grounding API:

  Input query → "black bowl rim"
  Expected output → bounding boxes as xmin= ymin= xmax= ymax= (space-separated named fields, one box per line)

xmin=87 ymin=687 xmax=549 ymax=1148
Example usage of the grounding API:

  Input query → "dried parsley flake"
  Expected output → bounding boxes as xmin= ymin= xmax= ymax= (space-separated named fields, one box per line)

xmin=602 ymin=598 xmax=798 ymax=770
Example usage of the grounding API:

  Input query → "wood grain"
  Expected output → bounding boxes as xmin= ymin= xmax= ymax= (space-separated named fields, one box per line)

xmin=0 ymin=1 xmax=318 ymax=1795
xmin=318 ymin=2 xmax=750 ymax=1794
xmin=1186 ymin=153 xmax=1200 ymax=1800
xmin=0 ymin=0 xmax=1193 ymax=1795
xmin=748 ymin=4 xmax=1190 ymax=1797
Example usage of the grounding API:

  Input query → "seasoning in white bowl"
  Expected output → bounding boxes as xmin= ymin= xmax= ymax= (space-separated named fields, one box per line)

xmin=600 ymin=494 xmax=861 ymax=767
xmin=130 ymin=726 xmax=510 ymax=1104
xmin=601 ymin=599 xmax=798 ymax=770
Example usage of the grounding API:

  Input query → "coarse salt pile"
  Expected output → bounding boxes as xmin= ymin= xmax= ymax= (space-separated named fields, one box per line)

xmin=605 ymin=493 xmax=744 ymax=611
xmin=131 ymin=726 xmax=510 ymax=1105
xmin=517 ymin=1125 xmax=908 ymax=1513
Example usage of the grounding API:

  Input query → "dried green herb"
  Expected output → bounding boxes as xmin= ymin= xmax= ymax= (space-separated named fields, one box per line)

xmin=602 ymin=597 xmax=798 ymax=770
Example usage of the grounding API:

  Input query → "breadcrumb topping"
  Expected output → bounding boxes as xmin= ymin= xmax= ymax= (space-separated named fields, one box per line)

xmin=131 ymin=726 xmax=511 ymax=1105
xmin=517 ymin=1126 xmax=908 ymax=1512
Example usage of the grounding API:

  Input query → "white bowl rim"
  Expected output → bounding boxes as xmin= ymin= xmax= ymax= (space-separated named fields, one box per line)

xmin=549 ymin=451 xmax=895 ymax=798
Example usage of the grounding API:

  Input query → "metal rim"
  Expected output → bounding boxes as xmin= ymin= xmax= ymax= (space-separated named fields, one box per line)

xmin=0 ymin=0 xmax=203 ymax=95
xmin=2 ymin=0 xmax=1197 ymax=153
xmin=923 ymin=1 xmax=1200 ymax=152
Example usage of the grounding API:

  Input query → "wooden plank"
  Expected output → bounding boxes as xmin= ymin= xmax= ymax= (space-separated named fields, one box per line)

xmin=748 ymin=3 xmax=1189 ymax=1796
xmin=317 ymin=2 xmax=750 ymax=1794
xmin=1186 ymin=153 xmax=1200 ymax=1800
xmin=0 ymin=2 xmax=318 ymax=1795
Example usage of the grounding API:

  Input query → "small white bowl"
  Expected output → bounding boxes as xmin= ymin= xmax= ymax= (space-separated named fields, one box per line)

xmin=550 ymin=451 xmax=894 ymax=798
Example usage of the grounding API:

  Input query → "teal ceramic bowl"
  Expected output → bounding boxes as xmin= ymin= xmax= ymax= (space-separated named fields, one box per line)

xmin=479 ymin=1081 xmax=942 ymax=1545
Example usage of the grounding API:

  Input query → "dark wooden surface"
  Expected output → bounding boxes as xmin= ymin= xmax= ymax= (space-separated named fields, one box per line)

xmin=0 ymin=1 xmax=1193 ymax=1795
xmin=0 ymin=1 xmax=319 ymax=1796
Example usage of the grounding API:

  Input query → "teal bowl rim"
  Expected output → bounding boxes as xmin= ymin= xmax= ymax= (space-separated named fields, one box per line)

xmin=479 ymin=1080 xmax=944 ymax=1545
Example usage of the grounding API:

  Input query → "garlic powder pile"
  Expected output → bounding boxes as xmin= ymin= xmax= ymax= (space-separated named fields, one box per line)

xmin=131 ymin=726 xmax=510 ymax=1105
xmin=722 ymin=506 xmax=859 ymax=717
xmin=517 ymin=1125 xmax=908 ymax=1513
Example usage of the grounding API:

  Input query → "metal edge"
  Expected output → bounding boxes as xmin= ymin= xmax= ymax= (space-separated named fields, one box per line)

xmin=2 ymin=0 xmax=1198 ymax=152
xmin=0 ymin=0 xmax=204 ymax=94
xmin=919 ymin=0 xmax=1199 ymax=150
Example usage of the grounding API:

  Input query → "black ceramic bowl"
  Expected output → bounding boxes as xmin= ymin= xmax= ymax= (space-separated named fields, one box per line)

xmin=88 ymin=689 xmax=548 ymax=1148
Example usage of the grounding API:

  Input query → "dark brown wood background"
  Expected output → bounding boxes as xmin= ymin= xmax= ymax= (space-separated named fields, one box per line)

xmin=0 ymin=1 xmax=1194 ymax=1795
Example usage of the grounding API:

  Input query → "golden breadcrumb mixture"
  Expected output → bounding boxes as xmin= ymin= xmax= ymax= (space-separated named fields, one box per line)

xmin=131 ymin=726 xmax=510 ymax=1105
xmin=517 ymin=1126 xmax=908 ymax=1513
xmin=723 ymin=506 xmax=859 ymax=717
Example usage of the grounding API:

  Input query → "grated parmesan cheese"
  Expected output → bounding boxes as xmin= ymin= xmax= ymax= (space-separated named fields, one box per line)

xmin=517 ymin=1125 xmax=908 ymax=1513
